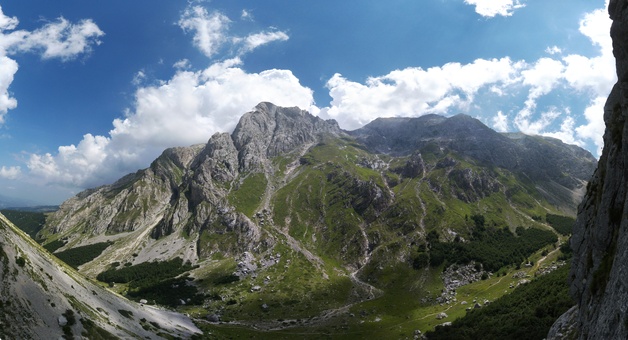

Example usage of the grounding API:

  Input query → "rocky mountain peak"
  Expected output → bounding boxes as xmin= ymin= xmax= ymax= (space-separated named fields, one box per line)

xmin=232 ymin=102 xmax=342 ymax=170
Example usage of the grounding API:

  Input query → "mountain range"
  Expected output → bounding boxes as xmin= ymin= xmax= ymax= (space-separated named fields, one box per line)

xmin=2 ymin=102 xmax=597 ymax=338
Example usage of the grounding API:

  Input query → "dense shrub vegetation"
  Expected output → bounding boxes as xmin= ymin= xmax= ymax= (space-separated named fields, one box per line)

xmin=427 ymin=219 xmax=557 ymax=272
xmin=97 ymin=257 xmax=202 ymax=307
xmin=127 ymin=276 xmax=205 ymax=307
xmin=426 ymin=265 xmax=573 ymax=340
xmin=43 ymin=239 xmax=66 ymax=253
xmin=546 ymin=214 xmax=576 ymax=235
xmin=213 ymin=274 xmax=240 ymax=285
xmin=54 ymin=242 xmax=113 ymax=269
xmin=0 ymin=210 xmax=46 ymax=239
xmin=97 ymin=257 xmax=197 ymax=288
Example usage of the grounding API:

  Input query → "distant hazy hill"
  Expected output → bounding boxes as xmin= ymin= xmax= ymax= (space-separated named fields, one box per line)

xmin=33 ymin=102 xmax=595 ymax=337
xmin=0 ymin=194 xmax=41 ymax=209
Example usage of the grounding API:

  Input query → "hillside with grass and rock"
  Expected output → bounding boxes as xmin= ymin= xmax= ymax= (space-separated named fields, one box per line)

xmin=0 ymin=212 xmax=201 ymax=339
xmin=25 ymin=102 xmax=597 ymax=338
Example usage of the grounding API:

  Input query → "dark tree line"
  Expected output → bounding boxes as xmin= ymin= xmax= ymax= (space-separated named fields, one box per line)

xmin=421 ymin=217 xmax=557 ymax=272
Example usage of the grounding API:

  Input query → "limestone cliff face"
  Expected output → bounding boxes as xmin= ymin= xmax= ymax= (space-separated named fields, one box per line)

xmin=233 ymin=102 xmax=342 ymax=170
xmin=563 ymin=1 xmax=628 ymax=338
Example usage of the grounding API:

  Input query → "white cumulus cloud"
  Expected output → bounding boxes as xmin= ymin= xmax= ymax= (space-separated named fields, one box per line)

xmin=14 ymin=17 xmax=104 ymax=60
xmin=575 ymin=96 xmax=606 ymax=155
xmin=463 ymin=0 xmax=526 ymax=18
xmin=237 ymin=31 xmax=289 ymax=54
xmin=0 ymin=5 xmax=104 ymax=125
xmin=178 ymin=6 xmax=230 ymax=58
xmin=179 ymin=5 xmax=289 ymax=59
xmin=0 ymin=165 xmax=20 ymax=180
xmin=319 ymin=57 xmax=522 ymax=130
xmin=545 ymin=46 xmax=562 ymax=55
xmin=26 ymin=57 xmax=314 ymax=188
xmin=0 ymin=55 xmax=18 ymax=123
xmin=492 ymin=111 xmax=509 ymax=132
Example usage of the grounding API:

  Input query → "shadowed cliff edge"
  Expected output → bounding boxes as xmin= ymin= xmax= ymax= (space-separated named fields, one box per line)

xmin=548 ymin=1 xmax=628 ymax=338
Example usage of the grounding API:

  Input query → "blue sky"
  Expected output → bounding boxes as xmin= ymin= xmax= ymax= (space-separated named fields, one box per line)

xmin=0 ymin=0 xmax=614 ymax=204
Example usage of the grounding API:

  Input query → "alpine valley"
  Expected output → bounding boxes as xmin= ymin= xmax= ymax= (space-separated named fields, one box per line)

xmin=1 ymin=102 xmax=597 ymax=339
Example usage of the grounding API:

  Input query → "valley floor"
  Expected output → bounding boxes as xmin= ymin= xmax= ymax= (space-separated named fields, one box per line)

xmin=190 ymin=237 xmax=568 ymax=339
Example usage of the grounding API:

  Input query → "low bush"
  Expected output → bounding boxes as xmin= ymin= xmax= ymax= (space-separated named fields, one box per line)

xmin=96 ymin=257 xmax=198 ymax=288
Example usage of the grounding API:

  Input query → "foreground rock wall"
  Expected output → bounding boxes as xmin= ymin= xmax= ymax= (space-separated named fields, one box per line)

xmin=567 ymin=0 xmax=628 ymax=338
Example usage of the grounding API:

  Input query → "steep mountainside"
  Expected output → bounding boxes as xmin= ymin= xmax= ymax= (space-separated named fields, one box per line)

xmin=38 ymin=102 xmax=596 ymax=337
xmin=549 ymin=1 xmax=628 ymax=339
xmin=351 ymin=114 xmax=594 ymax=213
xmin=0 ymin=213 xmax=200 ymax=339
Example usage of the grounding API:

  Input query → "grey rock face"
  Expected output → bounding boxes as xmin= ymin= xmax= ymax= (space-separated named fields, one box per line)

xmin=448 ymin=168 xmax=502 ymax=203
xmin=393 ymin=152 xmax=426 ymax=178
xmin=553 ymin=1 xmax=628 ymax=339
xmin=232 ymin=102 xmax=342 ymax=171
xmin=547 ymin=306 xmax=579 ymax=340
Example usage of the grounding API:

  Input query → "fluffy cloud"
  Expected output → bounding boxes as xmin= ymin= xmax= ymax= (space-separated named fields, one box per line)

xmin=320 ymin=57 xmax=522 ymax=130
xmin=241 ymin=9 xmax=254 ymax=21
xmin=545 ymin=46 xmax=562 ymax=55
xmin=492 ymin=111 xmax=509 ymax=132
xmin=463 ymin=0 xmax=526 ymax=18
xmin=0 ymin=165 xmax=20 ymax=180
xmin=0 ymin=5 xmax=104 ymax=124
xmin=28 ymin=134 xmax=109 ymax=186
xmin=575 ymin=96 xmax=606 ymax=155
xmin=0 ymin=55 xmax=18 ymax=123
xmin=521 ymin=58 xmax=565 ymax=99
xmin=513 ymin=1 xmax=613 ymax=155
xmin=26 ymin=57 xmax=314 ymax=188
xmin=562 ymin=4 xmax=613 ymax=97
xmin=178 ymin=6 xmax=230 ymax=58
xmin=237 ymin=31 xmax=289 ymax=54
xmin=179 ymin=6 xmax=289 ymax=58
xmin=13 ymin=17 xmax=104 ymax=60
xmin=542 ymin=115 xmax=580 ymax=146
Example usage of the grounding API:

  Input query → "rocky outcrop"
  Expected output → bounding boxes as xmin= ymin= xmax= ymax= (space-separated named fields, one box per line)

xmin=551 ymin=1 xmax=628 ymax=339
xmin=233 ymin=102 xmax=342 ymax=170
xmin=393 ymin=152 xmax=426 ymax=178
